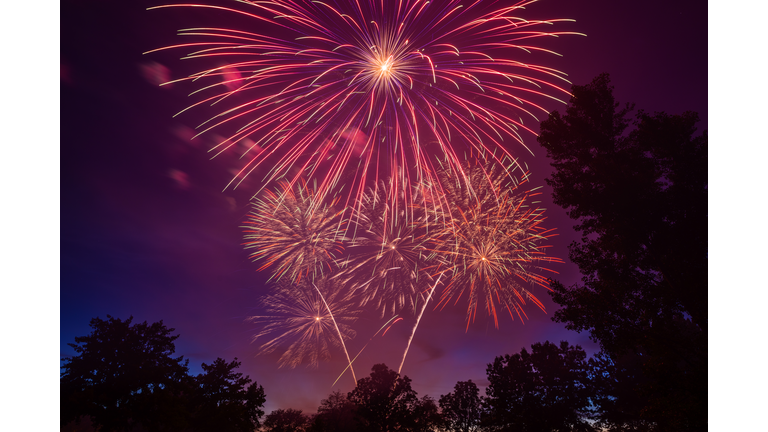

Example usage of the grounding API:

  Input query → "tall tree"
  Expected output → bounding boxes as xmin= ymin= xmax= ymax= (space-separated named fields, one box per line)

xmin=588 ymin=350 xmax=656 ymax=432
xmin=484 ymin=341 xmax=595 ymax=432
xmin=190 ymin=357 xmax=266 ymax=432
xmin=347 ymin=363 xmax=419 ymax=432
xmin=60 ymin=315 xmax=192 ymax=431
xmin=537 ymin=73 xmax=707 ymax=430
xmin=439 ymin=380 xmax=483 ymax=432
xmin=61 ymin=316 xmax=267 ymax=432
xmin=410 ymin=395 xmax=442 ymax=432
xmin=310 ymin=390 xmax=359 ymax=432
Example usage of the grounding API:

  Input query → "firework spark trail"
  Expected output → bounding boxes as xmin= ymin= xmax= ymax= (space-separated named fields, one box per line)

xmin=247 ymin=277 xmax=358 ymax=376
xmin=147 ymin=0 xmax=583 ymax=209
xmin=242 ymin=180 xmax=346 ymax=283
xmin=332 ymin=315 xmax=402 ymax=386
xmin=398 ymin=271 xmax=444 ymax=374
xmin=311 ymin=282 xmax=357 ymax=384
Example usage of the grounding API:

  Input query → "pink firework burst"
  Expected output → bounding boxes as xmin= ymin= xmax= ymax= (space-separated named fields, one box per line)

xmin=147 ymin=0 xmax=582 ymax=205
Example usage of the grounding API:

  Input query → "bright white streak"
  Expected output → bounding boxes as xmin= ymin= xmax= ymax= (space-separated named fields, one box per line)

xmin=312 ymin=282 xmax=357 ymax=385
xmin=398 ymin=272 xmax=445 ymax=374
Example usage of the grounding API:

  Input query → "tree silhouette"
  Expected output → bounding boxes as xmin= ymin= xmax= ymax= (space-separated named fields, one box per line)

xmin=190 ymin=358 xmax=266 ymax=432
xmin=264 ymin=408 xmax=311 ymax=432
xmin=538 ymin=73 xmax=707 ymax=349
xmin=537 ymin=73 xmax=707 ymax=430
xmin=310 ymin=390 xmax=359 ymax=432
xmin=410 ymin=395 xmax=442 ymax=432
xmin=61 ymin=316 xmax=266 ymax=432
xmin=347 ymin=363 xmax=419 ymax=432
xmin=60 ymin=315 xmax=192 ymax=431
xmin=439 ymin=380 xmax=483 ymax=432
xmin=484 ymin=341 xmax=595 ymax=432
xmin=588 ymin=350 xmax=657 ymax=432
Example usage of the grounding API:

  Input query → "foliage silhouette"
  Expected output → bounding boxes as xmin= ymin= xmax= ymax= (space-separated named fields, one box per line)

xmin=439 ymin=380 xmax=483 ymax=432
xmin=588 ymin=350 xmax=657 ymax=432
xmin=60 ymin=316 xmax=265 ymax=432
xmin=190 ymin=357 xmax=266 ymax=432
xmin=264 ymin=408 xmax=311 ymax=432
xmin=484 ymin=341 xmax=595 ymax=432
xmin=537 ymin=73 xmax=707 ymax=430
xmin=410 ymin=395 xmax=442 ymax=432
xmin=310 ymin=390 xmax=360 ymax=432
xmin=60 ymin=315 xmax=193 ymax=431
xmin=347 ymin=363 xmax=419 ymax=432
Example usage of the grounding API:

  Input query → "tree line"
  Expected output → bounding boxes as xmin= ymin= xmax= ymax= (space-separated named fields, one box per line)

xmin=61 ymin=316 xmax=266 ymax=432
xmin=58 ymin=316 xmax=612 ymax=432
xmin=62 ymin=73 xmax=706 ymax=431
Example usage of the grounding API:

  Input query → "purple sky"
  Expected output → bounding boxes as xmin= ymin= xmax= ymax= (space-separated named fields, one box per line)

xmin=59 ymin=0 xmax=707 ymax=417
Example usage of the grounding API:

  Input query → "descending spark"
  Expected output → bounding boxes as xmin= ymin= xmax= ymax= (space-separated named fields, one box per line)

xmin=311 ymin=281 xmax=357 ymax=384
xmin=398 ymin=271 xmax=444 ymax=374
xmin=382 ymin=317 xmax=403 ymax=337
xmin=147 ymin=0 xmax=583 ymax=206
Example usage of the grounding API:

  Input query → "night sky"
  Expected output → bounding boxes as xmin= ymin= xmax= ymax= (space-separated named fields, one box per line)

xmin=53 ymin=0 xmax=713 ymax=425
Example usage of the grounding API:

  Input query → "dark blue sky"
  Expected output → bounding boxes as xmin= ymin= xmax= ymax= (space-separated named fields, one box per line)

xmin=57 ymin=0 xmax=708 ymax=419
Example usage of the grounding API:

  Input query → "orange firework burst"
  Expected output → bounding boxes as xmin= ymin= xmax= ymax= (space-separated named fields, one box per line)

xmin=335 ymin=176 xmax=443 ymax=316
xmin=247 ymin=277 xmax=359 ymax=372
xmin=242 ymin=180 xmax=346 ymax=282
xmin=435 ymin=160 xmax=563 ymax=329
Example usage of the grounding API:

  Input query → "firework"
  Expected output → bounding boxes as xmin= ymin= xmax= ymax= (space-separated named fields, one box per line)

xmin=435 ymin=160 xmax=563 ymax=329
xmin=147 ymin=0 xmax=574 ymax=381
xmin=242 ymin=180 xmax=345 ymax=282
xmin=147 ymin=0 xmax=582 ymax=204
xmin=248 ymin=277 xmax=359 ymax=377
xmin=335 ymin=176 xmax=442 ymax=316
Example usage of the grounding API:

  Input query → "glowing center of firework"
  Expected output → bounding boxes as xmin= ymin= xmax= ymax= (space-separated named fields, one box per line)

xmin=315 ymin=316 xmax=321 ymax=321
xmin=481 ymin=257 xmax=487 ymax=261
xmin=377 ymin=56 xmax=395 ymax=77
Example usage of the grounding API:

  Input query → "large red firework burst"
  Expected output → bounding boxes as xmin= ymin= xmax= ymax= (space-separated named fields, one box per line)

xmin=147 ymin=0 xmax=582 ymax=204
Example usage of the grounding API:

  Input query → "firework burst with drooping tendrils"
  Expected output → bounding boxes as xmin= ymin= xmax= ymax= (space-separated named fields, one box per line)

xmin=434 ymin=159 xmax=563 ymax=329
xmin=146 ymin=0 xmax=583 ymax=206
xmin=335 ymin=175 xmax=443 ymax=317
xmin=242 ymin=180 xmax=345 ymax=283
xmin=247 ymin=277 xmax=359 ymax=370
